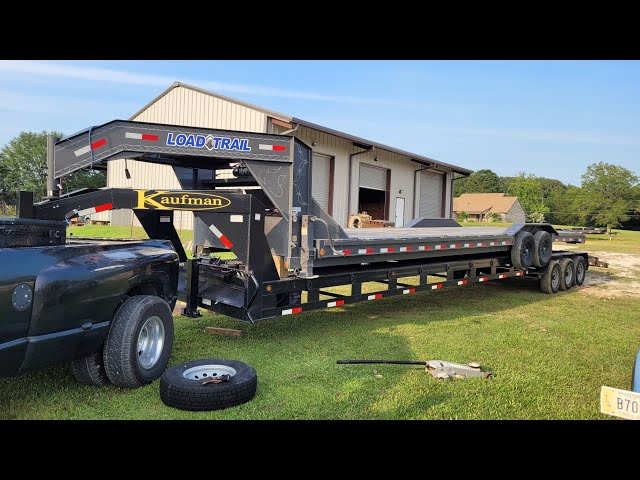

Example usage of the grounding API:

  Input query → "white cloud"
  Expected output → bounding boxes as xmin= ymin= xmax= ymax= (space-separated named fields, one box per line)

xmin=0 ymin=60 xmax=416 ymax=107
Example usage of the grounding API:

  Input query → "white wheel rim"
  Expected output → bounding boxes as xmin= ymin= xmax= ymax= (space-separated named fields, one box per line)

xmin=182 ymin=364 xmax=237 ymax=380
xmin=137 ymin=316 xmax=165 ymax=370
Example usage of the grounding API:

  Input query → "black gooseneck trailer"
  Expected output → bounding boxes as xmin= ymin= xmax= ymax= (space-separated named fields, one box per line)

xmin=20 ymin=119 xmax=600 ymax=323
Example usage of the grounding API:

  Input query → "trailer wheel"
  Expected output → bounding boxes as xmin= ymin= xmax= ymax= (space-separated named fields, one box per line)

xmin=104 ymin=295 xmax=174 ymax=388
xmin=559 ymin=258 xmax=574 ymax=291
xmin=573 ymin=256 xmax=587 ymax=286
xmin=160 ymin=359 xmax=257 ymax=411
xmin=540 ymin=261 xmax=561 ymax=294
xmin=532 ymin=230 xmax=552 ymax=267
xmin=70 ymin=350 xmax=109 ymax=387
xmin=511 ymin=231 xmax=535 ymax=270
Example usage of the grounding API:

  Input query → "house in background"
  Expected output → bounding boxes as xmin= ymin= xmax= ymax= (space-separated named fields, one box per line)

xmin=453 ymin=193 xmax=526 ymax=223
xmin=95 ymin=82 xmax=472 ymax=230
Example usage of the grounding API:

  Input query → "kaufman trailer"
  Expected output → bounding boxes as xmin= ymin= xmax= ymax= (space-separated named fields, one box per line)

xmin=20 ymin=119 xmax=604 ymax=324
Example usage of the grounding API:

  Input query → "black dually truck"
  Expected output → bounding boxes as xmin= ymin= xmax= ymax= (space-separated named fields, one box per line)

xmin=0 ymin=120 xmax=603 ymax=388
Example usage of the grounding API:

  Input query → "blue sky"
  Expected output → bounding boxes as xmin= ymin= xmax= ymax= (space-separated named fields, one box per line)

xmin=0 ymin=60 xmax=638 ymax=185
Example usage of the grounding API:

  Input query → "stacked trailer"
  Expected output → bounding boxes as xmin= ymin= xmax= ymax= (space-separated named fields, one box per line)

xmin=21 ymin=120 xmax=602 ymax=323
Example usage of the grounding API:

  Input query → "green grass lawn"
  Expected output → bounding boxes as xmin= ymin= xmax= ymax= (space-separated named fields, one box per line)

xmin=1 ymin=225 xmax=639 ymax=419
xmin=67 ymin=223 xmax=194 ymax=243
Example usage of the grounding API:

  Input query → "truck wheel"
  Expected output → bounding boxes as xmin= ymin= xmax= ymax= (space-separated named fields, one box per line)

xmin=160 ymin=359 xmax=257 ymax=411
xmin=540 ymin=261 xmax=561 ymax=294
xmin=511 ymin=231 xmax=535 ymax=270
xmin=70 ymin=350 xmax=109 ymax=386
xmin=559 ymin=258 xmax=574 ymax=291
xmin=104 ymin=295 xmax=174 ymax=388
xmin=532 ymin=230 xmax=552 ymax=267
xmin=573 ymin=256 xmax=587 ymax=286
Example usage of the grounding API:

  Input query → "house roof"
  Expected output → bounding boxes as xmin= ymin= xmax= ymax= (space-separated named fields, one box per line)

xmin=453 ymin=193 xmax=520 ymax=214
xmin=132 ymin=82 xmax=472 ymax=175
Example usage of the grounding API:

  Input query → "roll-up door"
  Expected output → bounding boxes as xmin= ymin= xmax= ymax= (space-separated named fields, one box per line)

xmin=312 ymin=153 xmax=332 ymax=213
xmin=419 ymin=170 xmax=443 ymax=218
xmin=359 ymin=164 xmax=388 ymax=191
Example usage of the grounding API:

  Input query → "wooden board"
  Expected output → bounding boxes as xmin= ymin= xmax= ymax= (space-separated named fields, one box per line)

xmin=204 ymin=327 xmax=242 ymax=337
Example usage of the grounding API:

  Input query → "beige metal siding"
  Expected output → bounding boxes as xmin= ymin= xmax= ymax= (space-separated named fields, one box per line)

xmin=109 ymin=86 xmax=268 ymax=229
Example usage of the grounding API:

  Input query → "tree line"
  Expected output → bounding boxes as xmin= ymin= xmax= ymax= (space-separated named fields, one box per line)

xmin=0 ymin=131 xmax=106 ymax=214
xmin=454 ymin=165 xmax=640 ymax=230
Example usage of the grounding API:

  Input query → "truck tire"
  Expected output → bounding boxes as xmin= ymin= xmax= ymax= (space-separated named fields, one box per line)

xmin=540 ymin=261 xmax=561 ymax=294
xmin=70 ymin=350 xmax=109 ymax=386
xmin=511 ymin=231 xmax=535 ymax=270
xmin=104 ymin=295 xmax=174 ymax=388
xmin=573 ymin=256 xmax=587 ymax=286
xmin=559 ymin=258 xmax=575 ymax=291
xmin=160 ymin=359 xmax=257 ymax=411
xmin=532 ymin=230 xmax=552 ymax=268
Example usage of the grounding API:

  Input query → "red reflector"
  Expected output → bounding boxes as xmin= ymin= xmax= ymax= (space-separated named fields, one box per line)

xmin=219 ymin=235 xmax=233 ymax=249
xmin=468 ymin=243 xmax=475 ymax=247
xmin=406 ymin=246 xmax=413 ymax=251
xmin=436 ymin=284 xmax=443 ymax=289
xmin=388 ymin=248 xmax=395 ymax=253
xmin=91 ymin=138 xmax=107 ymax=150
xmin=455 ymin=244 xmax=461 ymax=248
xmin=94 ymin=203 xmax=113 ymax=213
xmin=375 ymin=293 xmax=383 ymax=299
xmin=366 ymin=249 xmax=374 ymax=254
xmin=292 ymin=307 xmax=302 ymax=314
xmin=272 ymin=145 xmax=286 ymax=151
xmin=462 ymin=280 xmax=467 ymax=285
xmin=141 ymin=134 xmax=159 ymax=141
xmin=440 ymin=245 xmax=446 ymax=249
xmin=424 ymin=246 xmax=431 ymax=250
xmin=409 ymin=288 xmax=416 ymax=293
xmin=336 ymin=300 xmax=345 ymax=306
xmin=342 ymin=249 xmax=351 ymax=255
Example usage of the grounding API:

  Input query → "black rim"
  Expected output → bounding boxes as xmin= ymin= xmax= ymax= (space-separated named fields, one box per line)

xmin=523 ymin=240 xmax=533 ymax=264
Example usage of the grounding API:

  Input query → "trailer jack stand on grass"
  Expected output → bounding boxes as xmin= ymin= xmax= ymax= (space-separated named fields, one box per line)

xmin=336 ymin=360 xmax=492 ymax=379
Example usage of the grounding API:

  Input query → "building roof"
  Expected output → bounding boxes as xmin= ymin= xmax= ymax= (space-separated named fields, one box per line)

xmin=132 ymin=82 xmax=472 ymax=175
xmin=453 ymin=193 xmax=520 ymax=214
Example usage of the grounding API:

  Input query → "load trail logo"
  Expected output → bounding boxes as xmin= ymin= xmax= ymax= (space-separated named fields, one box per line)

xmin=135 ymin=190 xmax=231 ymax=210
xmin=166 ymin=132 xmax=251 ymax=152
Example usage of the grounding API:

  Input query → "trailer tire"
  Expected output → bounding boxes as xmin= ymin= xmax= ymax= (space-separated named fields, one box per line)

xmin=532 ymin=230 xmax=552 ymax=267
xmin=511 ymin=231 xmax=535 ymax=270
xmin=104 ymin=295 xmax=174 ymax=388
xmin=70 ymin=350 xmax=109 ymax=386
xmin=559 ymin=258 xmax=574 ymax=291
xmin=573 ymin=256 xmax=587 ymax=286
xmin=160 ymin=359 xmax=257 ymax=411
xmin=540 ymin=261 xmax=561 ymax=294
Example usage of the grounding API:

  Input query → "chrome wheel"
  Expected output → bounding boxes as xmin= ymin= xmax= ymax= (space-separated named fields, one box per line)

xmin=551 ymin=267 xmax=560 ymax=290
xmin=137 ymin=316 xmax=165 ymax=370
xmin=576 ymin=262 xmax=585 ymax=283
xmin=182 ymin=364 xmax=237 ymax=381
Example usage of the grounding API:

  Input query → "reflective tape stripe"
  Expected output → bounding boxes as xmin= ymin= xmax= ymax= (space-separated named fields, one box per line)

xmin=435 ymin=245 xmax=444 ymax=250
xmin=78 ymin=203 xmax=113 ymax=216
xmin=125 ymin=132 xmax=159 ymax=141
xmin=359 ymin=248 xmax=375 ymax=254
xmin=402 ymin=288 xmax=416 ymax=294
xmin=431 ymin=284 xmax=443 ymax=290
xmin=502 ymin=241 xmax=509 ymax=245
xmin=367 ymin=293 xmax=383 ymax=300
xmin=74 ymin=138 xmax=107 ymax=157
xmin=342 ymin=249 xmax=351 ymax=255
xmin=380 ymin=247 xmax=395 ymax=253
xmin=479 ymin=277 xmax=488 ymax=282
xmin=490 ymin=242 xmax=496 ymax=246
xmin=450 ymin=244 xmax=460 ymax=249
xmin=327 ymin=300 xmax=345 ymax=308
xmin=419 ymin=245 xmax=431 ymax=251
xmin=209 ymin=224 xmax=233 ymax=248
xmin=259 ymin=144 xmax=287 ymax=151
xmin=282 ymin=307 xmax=303 ymax=315
xmin=457 ymin=280 xmax=468 ymax=285
xmin=498 ymin=274 xmax=506 ymax=279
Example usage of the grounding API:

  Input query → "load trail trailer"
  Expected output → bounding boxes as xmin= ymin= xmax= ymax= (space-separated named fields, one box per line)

xmin=21 ymin=119 xmax=598 ymax=323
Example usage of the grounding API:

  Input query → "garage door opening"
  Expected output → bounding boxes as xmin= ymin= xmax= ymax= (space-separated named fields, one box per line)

xmin=358 ymin=187 xmax=386 ymax=220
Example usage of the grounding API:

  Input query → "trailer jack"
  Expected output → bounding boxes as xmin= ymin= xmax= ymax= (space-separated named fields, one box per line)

xmin=336 ymin=359 xmax=492 ymax=379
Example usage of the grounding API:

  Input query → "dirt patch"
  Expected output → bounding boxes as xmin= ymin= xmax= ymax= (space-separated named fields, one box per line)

xmin=581 ymin=251 xmax=640 ymax=298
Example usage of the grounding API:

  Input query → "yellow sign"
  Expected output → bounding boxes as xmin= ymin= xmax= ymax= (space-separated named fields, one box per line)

xmin=600 ymin=386 xmax=640 ymax=420
xmin=134 ymin=190 xmax=231 ymax=211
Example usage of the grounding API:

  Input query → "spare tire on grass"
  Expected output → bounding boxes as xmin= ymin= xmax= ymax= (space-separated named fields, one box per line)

xmin=160 ymin=359 xmax=257 ymax=411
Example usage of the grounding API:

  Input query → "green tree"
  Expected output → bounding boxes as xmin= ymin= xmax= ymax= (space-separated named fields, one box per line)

xmin=454 ymin=169 xmax=502 ymax=196
xmin=0 ymin=131 xmax=105 ymax=205
xmin=577 ymin=162 xmax=638 ymax=232
xmin=506 ymin=172 xmax=549 ymax=222
xmin=457 ymin=211 xmax=469 ymax=221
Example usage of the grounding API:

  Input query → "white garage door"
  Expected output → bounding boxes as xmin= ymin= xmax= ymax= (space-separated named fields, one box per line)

xmin=359 ymin=164 xmax=387 ymax=191
xmin=419 ymin=170 xmax=443 ymax=218
xmin=312 ymin=153 xmax=332 ymax=212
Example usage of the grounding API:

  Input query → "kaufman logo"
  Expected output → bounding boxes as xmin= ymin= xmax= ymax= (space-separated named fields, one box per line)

xmin=166 ymin=132 xmax=251 ymax=152
xmin=134 ymin=190 xmax=231 ymax=210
